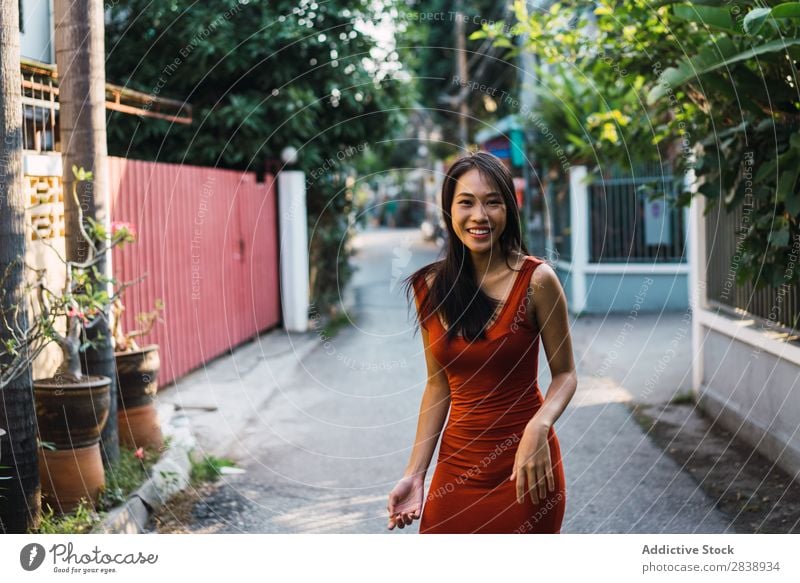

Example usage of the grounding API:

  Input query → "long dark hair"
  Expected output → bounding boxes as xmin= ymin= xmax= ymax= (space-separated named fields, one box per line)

xmin=403 ymin=151 xmax=530 ymax=343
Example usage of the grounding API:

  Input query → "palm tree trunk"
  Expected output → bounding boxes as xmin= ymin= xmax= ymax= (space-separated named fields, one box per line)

xmin=54 ymin=0 xmax=119 ymax=466
xmin=0 ymin=0 xmax=42 ymax=533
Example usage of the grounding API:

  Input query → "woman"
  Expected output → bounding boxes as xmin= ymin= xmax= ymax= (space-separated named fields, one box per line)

xmin=387 ymin=151 xmax=577 ymax=534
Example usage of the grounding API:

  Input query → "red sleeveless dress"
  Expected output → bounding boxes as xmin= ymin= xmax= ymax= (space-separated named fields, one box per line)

xmin=412 ymin=255 xmax=566 ymax=534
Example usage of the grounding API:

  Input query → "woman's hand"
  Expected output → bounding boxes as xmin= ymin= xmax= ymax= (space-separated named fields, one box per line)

xmin=509 ymin=420 xmax=555 ymax=505
xmin=387 ymin=474 xmax=425 ymax=530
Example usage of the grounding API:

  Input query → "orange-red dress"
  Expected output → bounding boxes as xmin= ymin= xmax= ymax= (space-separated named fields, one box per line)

xmin=412 ymin=255 xmax=566 ymax=534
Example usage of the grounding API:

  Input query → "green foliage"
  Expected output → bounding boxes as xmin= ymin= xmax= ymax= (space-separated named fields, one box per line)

xmin=485 ymin=0 xmax=800 ymax=290
xmin=307 ymin=171 xmax=357 ymax=314
xmin=670 ymin=391 xmax=696 ymax=406
xmin=98 ymin=444 xmax=161 ymax=509
xmin=318 ymin=309 xmax=353 ymax=339
xmin=401 ymin=0 xmax=519 ymax=149
xmin=520 ymin=61 xmax=654 ymax=171
xmin=105 ymin=0 xmax=411 ymax=172
xmin=189 ymin=452 xmax=236 ymax=485
xmin=36 ymin=500 xmax=101 ymax=534
xmin=105 ymin=1 xmax=414 ymax=309
xmin=29 ymin=442 xmax=169 ymax=533
xmin=71 ymin=165 xmax=93 ymax=182
xmin=650 ymin=1 xmax=800 ymax=289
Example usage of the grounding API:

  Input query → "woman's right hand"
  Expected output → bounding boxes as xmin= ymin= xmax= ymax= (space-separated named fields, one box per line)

xmin=387 ymin=474 xmax=425 ymax=530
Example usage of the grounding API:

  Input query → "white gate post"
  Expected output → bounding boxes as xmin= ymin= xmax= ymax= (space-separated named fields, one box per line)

xmin=569 ymin=165 xmax=589 ymax=314
xmin=278 ymin=170 xmax=310 ymax=332
xmin=686 ymin=163 xmax=706 ymax=394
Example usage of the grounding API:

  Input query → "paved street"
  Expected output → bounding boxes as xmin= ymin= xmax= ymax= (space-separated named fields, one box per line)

xmin=152 ymin=227 xmax=733 ymax=533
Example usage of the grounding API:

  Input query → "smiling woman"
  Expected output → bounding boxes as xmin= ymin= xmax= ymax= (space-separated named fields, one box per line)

xmin=387 ymin=151 xmax=578 ymax=534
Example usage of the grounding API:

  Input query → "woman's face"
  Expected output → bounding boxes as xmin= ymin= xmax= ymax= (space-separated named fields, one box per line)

xmin=450 ymin=168 xmax=507 ymax=255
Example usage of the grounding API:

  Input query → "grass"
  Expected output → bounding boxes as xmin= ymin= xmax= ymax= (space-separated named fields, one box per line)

xmin=36 ymin=499 xmax=100 ymax=534
xmin=312 ymin=302 xmax=354 ymax=339
xmin=148 ymin=453 xmax=239 ymax=533
xmin=189 ymin=452 xmax=237 ymax=486
xmin=670 ymin=391 xmax=695 ymax=406
xmin=97 ymin=440 xmax=167 ymax=509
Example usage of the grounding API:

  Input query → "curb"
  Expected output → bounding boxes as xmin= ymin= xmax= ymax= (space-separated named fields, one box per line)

xmin=92 ymin=405 xmax=196 ymax=534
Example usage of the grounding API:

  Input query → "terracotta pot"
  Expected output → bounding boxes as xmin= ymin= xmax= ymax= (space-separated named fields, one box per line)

xmin=38 ymin=443 xmax=104 ymax=515
xmin=118 ymin=403 xmax=163 ymax=450
xmin=115 ymin=345 xmax=160 ymax=409
xmin=34 ymin=375 xmax=111 ymax=449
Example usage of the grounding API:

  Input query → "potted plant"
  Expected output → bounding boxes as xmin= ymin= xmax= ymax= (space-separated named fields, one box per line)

xmin=29 ymin=166 xmax=135 ymax=514
xmin=112 ymin=297 xmax=165 ymax=451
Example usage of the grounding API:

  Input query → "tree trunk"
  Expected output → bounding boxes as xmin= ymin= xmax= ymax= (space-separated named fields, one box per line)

xmin=54 ymin=0 xmax=119 ymax=466
xmin=0 ymin=0 xmax=42 ymax=533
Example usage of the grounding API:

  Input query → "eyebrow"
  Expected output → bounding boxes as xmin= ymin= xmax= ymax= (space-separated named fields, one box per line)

xmin=455 ymin=191 xmax=502 ymax=198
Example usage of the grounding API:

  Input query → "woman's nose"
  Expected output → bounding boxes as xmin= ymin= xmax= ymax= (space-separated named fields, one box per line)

xmin=471 ymin=204 xmax=488 ymax=220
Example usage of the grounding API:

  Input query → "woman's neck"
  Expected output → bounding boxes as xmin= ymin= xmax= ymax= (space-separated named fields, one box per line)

xmin=469 ymin=246 xmax=517 ymax=279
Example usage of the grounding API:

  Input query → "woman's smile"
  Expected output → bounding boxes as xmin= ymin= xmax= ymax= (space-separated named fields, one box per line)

xmin=466 ymin=227 xmax=491 ymax=240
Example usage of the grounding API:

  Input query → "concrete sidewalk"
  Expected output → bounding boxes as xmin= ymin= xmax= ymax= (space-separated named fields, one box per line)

xmin=148 ymin=227 xmax=734 ymax=533
xmin=154 ymin=329 xmax=321 ymax=462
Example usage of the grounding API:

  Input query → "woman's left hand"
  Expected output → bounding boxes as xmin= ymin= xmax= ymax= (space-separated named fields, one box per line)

xmin=509 ymin=420 xmax=554 ymax=505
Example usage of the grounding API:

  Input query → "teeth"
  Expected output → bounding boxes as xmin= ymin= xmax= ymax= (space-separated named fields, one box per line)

xmin=468 ymin=228 xmax=489 ymax=235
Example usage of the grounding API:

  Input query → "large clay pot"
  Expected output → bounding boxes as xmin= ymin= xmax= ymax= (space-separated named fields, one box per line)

xmin=115 ymin=345 xmax=160 ymax=409
xmin=118 ymin=403 xmax=163 ymax=451
xmin=33 ymin=376 xmax=111 ymax=449
xmin=38 ymin=443 xmax=104 ymax=515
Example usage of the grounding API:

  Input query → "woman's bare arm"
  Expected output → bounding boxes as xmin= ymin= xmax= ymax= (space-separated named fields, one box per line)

xmin=405 ymin=319 xmax=451 ymax=478
xmin=527 ymin=263 xmax=577 ymax=429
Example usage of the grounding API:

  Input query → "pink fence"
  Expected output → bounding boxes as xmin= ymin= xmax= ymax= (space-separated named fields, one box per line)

xmin=108 ymin=157 xmax=281 ymax=387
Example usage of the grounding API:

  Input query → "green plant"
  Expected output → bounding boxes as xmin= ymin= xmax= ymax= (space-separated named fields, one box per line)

xmin=521 ymin=61 xmax=652 ymax=171
xmin=97 ymin=444 xmax=159 ymax=510
xmin=484 ymin=0 xmax=800 ymax=291
xmin=319 ymin=310 xmax=352 ymax=339
xmin=189 ymin=452 xmax=236 ymax=485
xmin=0 ymin=166 xmax=136 ymax=390
xmin=307 ymin=172 xmax=359 ymax=316
xmin=646 ymin=2 xmax=800 ymax=290
xmin=474 ymin=0 xmax=694 ymax=172
xmin=670 ymin=391 xmax=695 ymax=406
xmin=38 ymin=166 xmax=136 ymax=381
xmin=29 ymin=443 xmax=164 ymax=533
xmin=35 ymin=500 xmax=101 ymax=534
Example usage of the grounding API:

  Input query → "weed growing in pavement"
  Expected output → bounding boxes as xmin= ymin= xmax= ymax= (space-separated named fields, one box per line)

xmin=189 ymin=452 xmax=237 ymax=486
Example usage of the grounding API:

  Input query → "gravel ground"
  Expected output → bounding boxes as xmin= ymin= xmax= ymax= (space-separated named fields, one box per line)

xmin=632 ymin=402 xmax=800 ymax=534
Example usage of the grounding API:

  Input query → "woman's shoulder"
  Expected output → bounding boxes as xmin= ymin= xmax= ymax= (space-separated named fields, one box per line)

xmin=526 ymin=256 xmax=559 ymax=292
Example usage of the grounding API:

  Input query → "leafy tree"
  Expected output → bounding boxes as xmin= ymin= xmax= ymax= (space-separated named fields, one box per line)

xmin=105 ymin=0 xmax=410 ymax=172
xmin=481 ymin=0 xmax=800 ymax=290
xmin=105 ymin=0 xmax=415 ymax=313
xmin=402 ymin=0 xmax=520 ymax=153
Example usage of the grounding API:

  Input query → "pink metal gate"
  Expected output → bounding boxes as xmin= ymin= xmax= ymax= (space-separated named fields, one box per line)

xmin=109 ymin=157 xmax=280 ymax=387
